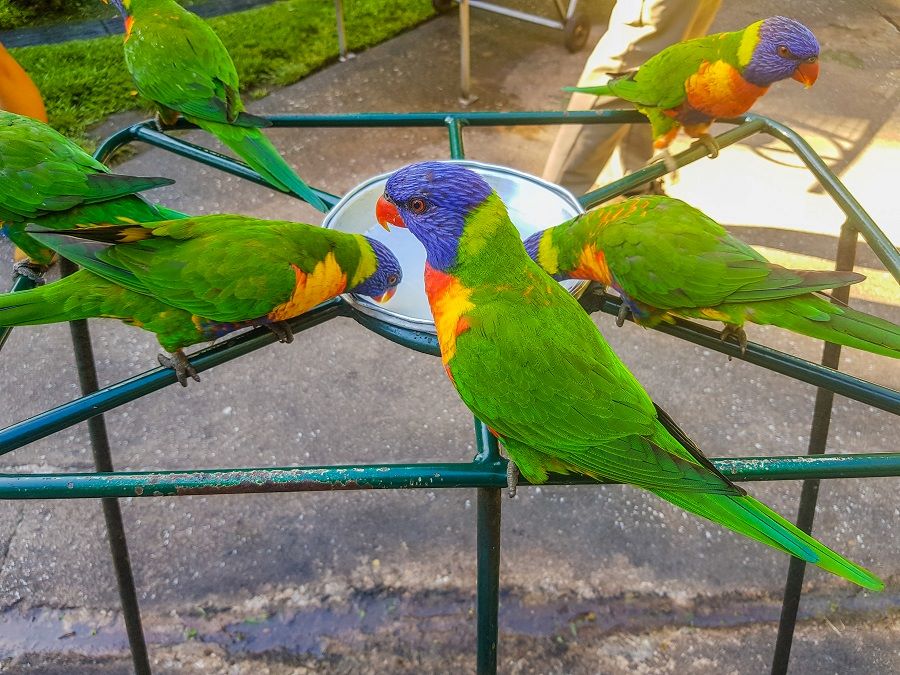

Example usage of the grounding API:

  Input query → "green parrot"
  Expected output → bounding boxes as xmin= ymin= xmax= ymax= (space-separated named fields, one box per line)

xmin=0 ymin=215 xmax=402 ymax=385
xmin=566 ymin=16 xmax=819 ymax=161
xmin=375 ymin=161 xmax=882 ymax=591
xmin=523 ymin=196 xmax=900 ymax=357
xmin=0 ymin=110 xmax=176 ymax=272
xmin=102 ymin=0 xmax=328 ymax=213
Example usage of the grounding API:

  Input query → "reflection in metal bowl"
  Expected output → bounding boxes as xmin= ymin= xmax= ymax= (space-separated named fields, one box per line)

xmin=322 ymin=160 xmax=588 ymax=333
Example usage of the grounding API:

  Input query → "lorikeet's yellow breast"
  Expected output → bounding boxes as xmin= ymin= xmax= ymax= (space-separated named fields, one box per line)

xmin=424 ymin=263 xmax=474 ymax=366
xmin=571 ymin=244 xmax=613 ymax=287
xmin=268 ymin=252 xmax=347 ymax=321
xmin=684 ymin=60 xmax=768 ymax=118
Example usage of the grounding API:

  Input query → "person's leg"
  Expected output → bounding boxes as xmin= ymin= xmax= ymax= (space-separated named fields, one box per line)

xmin=543 ymin=0 xmax=722 ymax=193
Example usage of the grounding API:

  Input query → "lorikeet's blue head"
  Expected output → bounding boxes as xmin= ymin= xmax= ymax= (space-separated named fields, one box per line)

xmin=743 ymin=17 xmax=819 ymax=87
xmin=354 ymin=236 xmax=402 ymax=303
xmin=376 ymin=161 xmax=491 ymax=271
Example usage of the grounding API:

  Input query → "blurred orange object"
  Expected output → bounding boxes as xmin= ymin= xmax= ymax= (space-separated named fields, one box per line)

xmin=0 ymin=41 xmax=47 ymax=121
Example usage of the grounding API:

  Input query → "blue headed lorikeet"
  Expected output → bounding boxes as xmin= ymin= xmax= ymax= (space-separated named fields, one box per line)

xmin=375 ymin=161 xmax=881 ymax=591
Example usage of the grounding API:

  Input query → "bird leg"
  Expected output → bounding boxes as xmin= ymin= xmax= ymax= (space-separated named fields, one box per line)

xmin=265 ymin=320 xmax=294 ymax=344
xmin=158 ymin=350 xmax=200 ymax=387
xmin=615 ymin=302 xmax=631 ymax=327
xmin=694 ymin=133 xmax=720 ymax=159
xmin=720 ymin=324 xmax=748 ymax=355
xmin=506 ymin=461 xmax=520 ymax=499
xmin=154 ymin=107 xmax=181 ymax=130
xmin=12 ymin=260 xmax=47 ymax=285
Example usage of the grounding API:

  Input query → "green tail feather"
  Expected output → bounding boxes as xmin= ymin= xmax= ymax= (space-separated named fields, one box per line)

xmin=747 ymin=295 xmax=900 ymax=358
xmin=195 ymin=119 xmax=328 ymax=213
xmin=0 ymin=271 xmax=110 ymax=325
xmin=83 ymin=174 xmax=174 ymax=204
xmin=563 ymin=84 xmax=612 ymax=96
xmin=653 ymin=489 xmax=883 ymax=590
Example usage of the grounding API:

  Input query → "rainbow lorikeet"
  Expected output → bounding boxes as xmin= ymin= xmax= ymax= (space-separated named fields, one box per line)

xmin=0 ymin=215 xmax=401 ymax=385
xmin=523 ymin=196 xmax=900 ymax=358
xmin=566 ymin=16 xmax=819 ymax=160
xmin=0 ymin=110 xmax=176 ymax=272
xmin=375 ymin=161 xmax=881 ymax=590
xmin=102 ymin=0 xmax=328 ymax=213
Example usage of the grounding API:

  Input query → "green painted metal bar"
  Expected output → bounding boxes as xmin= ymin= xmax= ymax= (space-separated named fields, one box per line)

xmin=446 ymin=116 xmax=467 ymax=159
xmin=581 ymin=291 xmax=900 ymax=415
xmin=772 ymin=220 xmax=860 ymax=675
xmin=0 ymin=299 xmax=350 ymax=455
xmin=476 ymin=485 xmax=501 ymax=675
xmin=0 ymin=274 xmax=37 ymax=352
xmin=1 ymin=453 xmax=897 ymax=499
xmin=60 ymin=257 xmax=150 ymax=675
xmin=755 ymin=116 xmax=900 ymax=282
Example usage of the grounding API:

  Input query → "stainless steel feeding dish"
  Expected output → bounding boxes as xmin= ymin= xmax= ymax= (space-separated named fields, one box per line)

xmin=323 ymin=160 xmax=588 ymax=333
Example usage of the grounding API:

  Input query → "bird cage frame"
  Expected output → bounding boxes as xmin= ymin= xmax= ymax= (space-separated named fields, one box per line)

xmin=0 ymin=110 xmax=898 ymax=675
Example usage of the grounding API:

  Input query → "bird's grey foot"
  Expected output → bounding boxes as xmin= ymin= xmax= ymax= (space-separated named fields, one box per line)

xmin=158 ymin=350 xmax=200 ymax=387
xmin=695 ymin=133 xmax=720 ymax=159
xmin=720 ymin=324 xmax=748 ymax=355
xmin=12 ymin=260 xmax=47 ymax=285
xmin=506 ymin=461 xmax=520 ymax=499
xmin=615 ymin=302 xmax=630 ymax=327
xmin=265 ymin=320 xmax=294 ymax=344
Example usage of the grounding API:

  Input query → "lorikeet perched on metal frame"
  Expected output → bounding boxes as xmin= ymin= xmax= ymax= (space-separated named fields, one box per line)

xmin=102 ymin=0 xmax=328 ymax=213
xmin=376 ymin=161 xmax=881 ymax=591
xmin=566 ymin=16 xmax=819 ymax=162
xmin=524 ymin=196 xmax=900 ymax=358
xmin=0 ymin=215 xmax=401 ymax=385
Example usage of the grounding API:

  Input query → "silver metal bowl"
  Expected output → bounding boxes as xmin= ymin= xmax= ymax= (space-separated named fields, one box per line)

xmin=322 ymin=160 xmax=587 ymax=333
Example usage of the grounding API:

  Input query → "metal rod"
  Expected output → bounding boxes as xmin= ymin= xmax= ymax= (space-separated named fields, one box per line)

xmin=447 ymin=117 xmax=467 ymax=159
xmin=459 ymin=0 xmax=476 ymax=104
xmin=468 ymin=0 xmax=564 ymax=30
xmin=2 ymin=452 xmax=898 ymax=499
xmin=59 ymin=259 xmax=151 ymax=675
xmin=0 ymin=300 xmax=349 ymax=456
xmin=333 ymin=0 xmax=353 ymax=61
xmin=771 ymin=220 xmax=859 ymax=675
xmin=474 ymin=419 xmax=502 ymax=674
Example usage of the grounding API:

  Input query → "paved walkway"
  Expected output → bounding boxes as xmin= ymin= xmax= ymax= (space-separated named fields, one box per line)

xmin=0 ymin=1 xmax=897 ymax=672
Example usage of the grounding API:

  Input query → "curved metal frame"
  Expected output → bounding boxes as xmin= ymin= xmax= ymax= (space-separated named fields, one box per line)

xmin=1 ymin=111 xmax=897 ymax=675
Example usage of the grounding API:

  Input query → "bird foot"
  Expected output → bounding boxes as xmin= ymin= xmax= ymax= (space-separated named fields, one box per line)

xmin=265 ymin=320 xmax=294 ymax=344
xmin=694 ymin=134 xmax=720 ymax=159
xmin=615 ymin=302 xmax=630 ymax=327
xmin=506 ymin=461 xmax=520 ymax=499
xmin=12 ymin=260 xmax=47 ymax=285
xmin=158 ymin=350 xmax=200 ymax=387
xmin=720 ymin=324 xmax=748 ymax=355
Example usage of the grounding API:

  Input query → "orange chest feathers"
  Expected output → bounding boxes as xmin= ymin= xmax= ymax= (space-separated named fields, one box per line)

xmin=268 ymin=252 xmax=348 ymax=322
xmin=683 ymin=60 xmax=769 ymax=118
xmin=424 ymin=264 xmax=474 ymax=366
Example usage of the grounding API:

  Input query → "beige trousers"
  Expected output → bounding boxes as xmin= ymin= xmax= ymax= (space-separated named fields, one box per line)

xmin=542 ymin=0 xmax=722 ymax=196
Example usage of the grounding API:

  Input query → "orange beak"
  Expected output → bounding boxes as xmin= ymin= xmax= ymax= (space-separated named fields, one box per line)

xmin=373 ymin=286 xmax=398 ymax=304
xmin=792 ymin=59 xmax=819 ymax=88
xmin=376 ymin=194 xmax=405 ymax=230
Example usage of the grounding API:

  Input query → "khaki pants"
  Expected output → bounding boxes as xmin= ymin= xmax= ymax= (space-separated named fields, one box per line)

xmin=542 ymin=0 xmax=721 ymax=195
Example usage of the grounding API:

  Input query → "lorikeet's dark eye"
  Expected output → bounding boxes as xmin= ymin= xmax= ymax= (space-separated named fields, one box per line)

xmin=805 ymin=56 xmax=818 ymax=64
xmin=387 ymin=274 xmax=399 ymax=286
xmin=777 ymin=45 xmax=791 ymax=58
xmin=409 ymin=198 xmax=427 ymax=214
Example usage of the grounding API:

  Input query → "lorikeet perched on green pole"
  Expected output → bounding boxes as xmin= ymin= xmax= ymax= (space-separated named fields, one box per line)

xmin=0 ymin=215 xmax=401 ymax=385
xmin=0 ymin=110 xmax=176 ymax=273
xmin=102 ymin=0 xmax=328 ymax=213
xmin=566 ymin=16 xmax=819 ymax=163
xmin=523 ymin=196 xmax=900 ymax=358
xmin=376 ymin=161 xmax=882 ymax=591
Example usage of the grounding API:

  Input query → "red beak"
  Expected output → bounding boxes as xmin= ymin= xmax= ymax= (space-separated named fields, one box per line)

xmin=373 ymin=286 xmax=398 ymax=304
xmin=376 ymin=195 xmax=405 ymax=230
xmin=792 ymin=60 xmax=819 ymax=88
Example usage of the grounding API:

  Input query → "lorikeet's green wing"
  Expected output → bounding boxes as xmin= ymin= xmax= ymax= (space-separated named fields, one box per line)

xmin=554 ymin=197 xmax=863 ymax=309
xmin=0 ymin=111 xmax=173 ymax=221
xmin=123 ymin=2 xmax=264 ymax=127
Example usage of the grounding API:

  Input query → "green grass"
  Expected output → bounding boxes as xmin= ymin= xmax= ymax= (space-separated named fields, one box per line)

xmin=10 ymin=0 xmax=435 ymax=139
